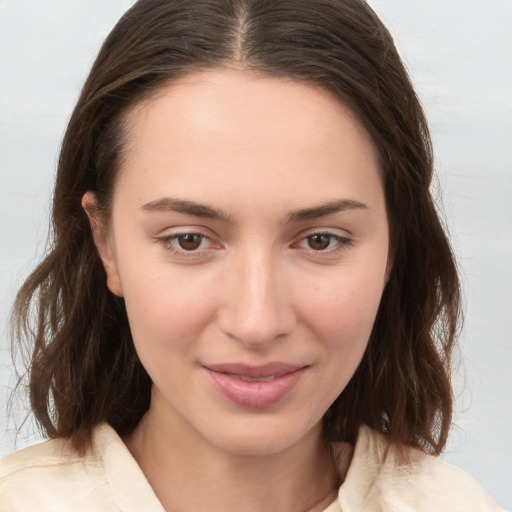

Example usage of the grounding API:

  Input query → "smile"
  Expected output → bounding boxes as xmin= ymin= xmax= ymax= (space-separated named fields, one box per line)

xmin=234 ymin=373 xmax=282 ymax=382
xmin=204 ymin=363 xmax=307 ymax=409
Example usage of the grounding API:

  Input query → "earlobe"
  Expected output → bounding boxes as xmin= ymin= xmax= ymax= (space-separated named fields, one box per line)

xmin=81 ymin=192 xmax=124 ymax=297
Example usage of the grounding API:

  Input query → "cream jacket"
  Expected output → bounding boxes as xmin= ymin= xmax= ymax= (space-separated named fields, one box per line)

xmin=0 ymin=423 xmax=503 ymax=511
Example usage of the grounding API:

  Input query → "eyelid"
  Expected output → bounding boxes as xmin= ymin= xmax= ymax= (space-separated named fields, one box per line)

xmin=153 ymin=226 xmax=353 ymax=261
xmin=154 ymin=227 xmax=222 ymax=260
xmin=294 ymin=226 xmax=352 ymax=242
xmin=292 ymin=228 xmax=354 ymax=256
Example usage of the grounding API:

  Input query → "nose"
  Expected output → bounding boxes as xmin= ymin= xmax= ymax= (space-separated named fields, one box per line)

xmin=217 ymin=247 xmax=296 ymax=349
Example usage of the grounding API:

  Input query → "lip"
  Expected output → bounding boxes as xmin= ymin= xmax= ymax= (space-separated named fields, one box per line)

xmin=204 ymin=363 xmax=307 ymax=409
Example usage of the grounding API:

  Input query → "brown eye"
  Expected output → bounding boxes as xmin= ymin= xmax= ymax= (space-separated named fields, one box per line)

xmin=177 ymin=234 xmax=203 ymax=251
xmin=306 ymin=234 xmax=332 ymax=251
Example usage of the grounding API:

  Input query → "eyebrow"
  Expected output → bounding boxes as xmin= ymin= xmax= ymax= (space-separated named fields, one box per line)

xmin=287 ymin=199 xmax=368 ymax=222
xmin=141 ymin=198 xmax=231 ymax=221
xmin=141 ymin=197 xmax=367 ymax=222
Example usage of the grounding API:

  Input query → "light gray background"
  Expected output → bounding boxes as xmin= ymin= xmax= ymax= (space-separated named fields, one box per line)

xmin=1 ymin=1 xmax=510 ymax=508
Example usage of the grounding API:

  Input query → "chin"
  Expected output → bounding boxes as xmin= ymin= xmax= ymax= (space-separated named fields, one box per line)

xmin=200 ymin=416 xmax=322 ymax=457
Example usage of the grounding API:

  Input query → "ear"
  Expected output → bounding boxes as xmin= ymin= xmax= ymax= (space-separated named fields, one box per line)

xmin=81 ymin=191 xmax=124 ymax=297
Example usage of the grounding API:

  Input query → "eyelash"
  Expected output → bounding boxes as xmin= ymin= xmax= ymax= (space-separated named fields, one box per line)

xmin=156 ymin=232 xmax=216 ymax=259
xmin=295 ymin=232 xmax=353 ymax=255
xmin=155 ymin=231 xmax=352 ymax=259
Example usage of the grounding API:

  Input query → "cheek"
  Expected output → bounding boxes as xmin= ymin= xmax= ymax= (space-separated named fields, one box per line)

xmin=305 ymin=274 xmax=385 ymax=403
xmin=301 ymin=271 xmax=384 ymax=345
xmin=117 ymin=259 xmax=217 ymax=356
xmin=120 ymin=273 xmax=218 ymax=394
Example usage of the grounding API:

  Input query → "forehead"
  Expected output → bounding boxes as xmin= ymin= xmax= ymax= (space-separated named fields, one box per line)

xmin=124 ymin=68 xmax=375 ymax=155
xmin=116 ymin=68 xmax=383 ymax=213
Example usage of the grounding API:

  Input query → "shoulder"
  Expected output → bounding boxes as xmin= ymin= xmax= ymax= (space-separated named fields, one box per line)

xmin=337 ymin=425 xmax=504 ymax=512
xmin=0 ymin=428 xmax=113 ymax=511
xmin=0 ymin=434 xmax=95 ymax=478
xmin=0 ymin=423 xmax=164 ymax=512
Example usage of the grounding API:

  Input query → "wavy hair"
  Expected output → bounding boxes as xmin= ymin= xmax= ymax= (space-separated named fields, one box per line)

xmin=12 ymin=0 xmax=461 ymax=453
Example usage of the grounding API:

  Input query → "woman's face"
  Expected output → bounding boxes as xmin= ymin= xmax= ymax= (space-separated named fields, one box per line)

xmin=86 ymin=69 xmax=390 ymax=456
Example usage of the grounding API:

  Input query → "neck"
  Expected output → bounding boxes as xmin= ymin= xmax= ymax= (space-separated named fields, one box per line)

xmin=124 ymin=406 xmax=339 ymax=512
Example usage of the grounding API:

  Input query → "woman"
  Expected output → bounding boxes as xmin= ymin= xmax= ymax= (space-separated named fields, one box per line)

xmin=0 ymin=0 xmax=503 ymax=510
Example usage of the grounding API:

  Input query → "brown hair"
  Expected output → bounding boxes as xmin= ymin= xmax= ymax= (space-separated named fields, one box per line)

xmin=12 ymin=0 xmax=460 ymax=454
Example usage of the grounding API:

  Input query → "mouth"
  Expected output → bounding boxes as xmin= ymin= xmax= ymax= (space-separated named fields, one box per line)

xmin=204 ymin=363 xmax=307 ymax=409
xmin=233 ymin=373 xmax=284 ymax=382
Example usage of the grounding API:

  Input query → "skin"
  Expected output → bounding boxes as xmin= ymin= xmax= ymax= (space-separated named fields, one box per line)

xmin=83 ymin=68 xmax=390 ymax=512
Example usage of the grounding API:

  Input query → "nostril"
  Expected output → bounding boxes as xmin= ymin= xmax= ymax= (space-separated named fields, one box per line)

xmin=218 ymin=300 xmax=295 ymax=348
